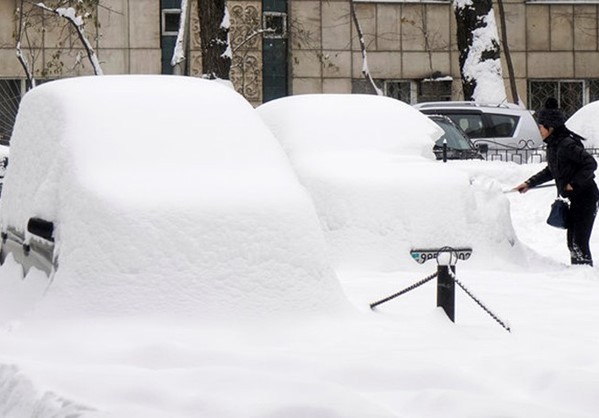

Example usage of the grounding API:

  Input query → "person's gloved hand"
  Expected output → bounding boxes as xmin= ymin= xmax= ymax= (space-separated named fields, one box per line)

xmin=514 ymin=182 xmax=530 ymax=193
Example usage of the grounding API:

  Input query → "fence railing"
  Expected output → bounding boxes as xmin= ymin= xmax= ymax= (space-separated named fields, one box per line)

xmin=474 ymin=139 xmax=599 ymax=164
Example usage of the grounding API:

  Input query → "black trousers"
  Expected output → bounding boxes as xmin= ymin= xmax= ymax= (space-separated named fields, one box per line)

xmin=567 ymin=184 xmax=599 ymax=266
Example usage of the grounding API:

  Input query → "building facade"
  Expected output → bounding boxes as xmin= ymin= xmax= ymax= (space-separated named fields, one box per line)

xmin=1 ymin=0 xmax=599 ymax=141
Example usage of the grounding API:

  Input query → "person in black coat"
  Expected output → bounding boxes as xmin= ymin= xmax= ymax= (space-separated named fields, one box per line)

xmin=515 ymin=98 xmax=599 ymax=266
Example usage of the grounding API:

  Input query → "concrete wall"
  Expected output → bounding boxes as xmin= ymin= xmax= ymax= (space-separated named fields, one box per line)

xmin=289 ymin=0 xmax=599 ymax=104
xmin=0 ymin=0 xmax=161 ymax=79
xmin=1 ymin=0 xmax=599 ymax=105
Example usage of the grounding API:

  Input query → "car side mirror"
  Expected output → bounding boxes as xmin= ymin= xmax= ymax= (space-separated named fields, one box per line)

xmin=27 ymin=217 xmax=55 ymax=242
xmin=476 ymin=143 xmax=489 ymax=153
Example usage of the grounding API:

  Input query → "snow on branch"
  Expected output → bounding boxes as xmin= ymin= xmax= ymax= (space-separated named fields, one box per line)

xmin=350 ymin=1 xmax=383 ymax=96
xmin=34 ymin=2 xmax=104 ymax=76
xmin=16 ymin=1 xmax=36 ymax=88
xmin=170 ymin=0 xmax=188 ymax=70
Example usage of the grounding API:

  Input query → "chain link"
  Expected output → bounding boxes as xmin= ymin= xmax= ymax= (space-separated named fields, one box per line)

xmin=450 ymin=270 xmax=511 ymax=333
xmin=370 ymin=271 xmax=438 ymax=310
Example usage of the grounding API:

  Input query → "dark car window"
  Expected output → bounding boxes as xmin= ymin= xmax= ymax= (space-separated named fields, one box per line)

xmin=434 ymin=119 xmax=473 ymax=150
xmin=486 ymin=113 xmax=519 ymax=137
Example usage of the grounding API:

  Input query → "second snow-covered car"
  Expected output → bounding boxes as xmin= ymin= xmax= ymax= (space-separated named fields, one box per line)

xmin=257 ymin=94 xmax=521 ymax=271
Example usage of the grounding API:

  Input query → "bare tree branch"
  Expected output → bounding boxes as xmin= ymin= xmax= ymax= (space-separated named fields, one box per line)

xmin=33 ymin=1 xmax=103 ymax=76
xmin=350 ymin=1 xmax=383 ymax=96
xmin=171 ymin=0 xmax=189 ymax=74
xmin=496 ymin=0 xmax=519 ymax=104
xmin=16 ymin=0 xmax=36 ymax=89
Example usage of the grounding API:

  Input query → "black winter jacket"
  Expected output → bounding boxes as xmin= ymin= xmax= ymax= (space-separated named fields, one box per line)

xmin=526 ymin=126 xmax=598 ymax=198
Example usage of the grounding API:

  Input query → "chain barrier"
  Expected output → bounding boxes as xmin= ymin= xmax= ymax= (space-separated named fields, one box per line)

xmin=369 ymin=271 xmax=438 ymax=310
xmin=448 ymin=268 xmax=511 ymax=333
xmin=370 ymin=246 xmax=511 ymax=333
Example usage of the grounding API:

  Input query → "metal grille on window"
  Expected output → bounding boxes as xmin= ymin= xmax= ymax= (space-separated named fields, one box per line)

xmin=529 ymin=80 xmax=583 ymax=119
xmin=559 ymin=82 xmax=582 ymax=118
xmin=418 ymin=79 xmax=452 ymax=102
xmin=352 ymin=79 xmax=383 ymax=95
xmin=384 ymin=81 xmax=413 ymax=103
xmin=0 ymin=80 xmax=22 ymax=145
xmin=528 ymin=81 xmax=557 ymax=113
xmin=589 ymin=80 xmax=599 ymax=103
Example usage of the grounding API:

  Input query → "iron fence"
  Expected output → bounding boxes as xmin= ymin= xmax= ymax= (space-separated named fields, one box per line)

xmin=474 ymin=139 xmax=599 ymax=164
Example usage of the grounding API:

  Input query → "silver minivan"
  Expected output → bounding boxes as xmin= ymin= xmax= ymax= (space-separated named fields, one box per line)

xmin=414 ymin=102 xmax=543 ymax=150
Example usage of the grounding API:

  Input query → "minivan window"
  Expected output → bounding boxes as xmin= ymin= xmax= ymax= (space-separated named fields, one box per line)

xmin=486 ymin=114 xmax=519 ymax=137
xmin=445 ymin=114 xmax=485 ymax=138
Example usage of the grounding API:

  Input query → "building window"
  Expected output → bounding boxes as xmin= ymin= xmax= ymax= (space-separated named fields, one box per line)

xmin=528 ymin=80 xmax=591 ymax=118
xmin=589 ymin=80 xmax=599 ymax=102
xmin=263 ymin=12 xmax=287 ymax=39
xmin=162 ymin=9 xmax=181 ymax=36
xmin=418 ymin=78 xmax=452 ymax=102
xmin=352 ymin=79 xmax=382 ymax=95
xmin=384 ymin=80 xmax=416 ymax=104
xmin=0 ymin=79 xmax=23 ymax=145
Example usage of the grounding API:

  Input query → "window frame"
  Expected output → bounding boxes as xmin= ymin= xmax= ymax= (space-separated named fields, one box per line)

xmin=527 ymin=79 xmax=597 ymax=118
xmin=262 ymin=11 xmax=288 ymax=39
xmin=0 ymin=78 xmax=25 ymax=145
xmin=161 ymin=8 xmax=181 ymax=37
xmin=383 ymin=80 xmax=417 ymax=104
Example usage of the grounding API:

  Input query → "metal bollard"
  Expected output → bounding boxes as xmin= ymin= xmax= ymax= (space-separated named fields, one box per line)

xmin=437 ymin=264 xmax=456 ymax=322
xmin=442 ymin=139 xmax=447 ymax=163
xmin=410 ymin=247 xmax=472 ymax=322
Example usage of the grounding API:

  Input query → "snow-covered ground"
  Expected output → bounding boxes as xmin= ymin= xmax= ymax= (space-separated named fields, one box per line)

xmin=0 ymin=78 xmax=598 ymax=417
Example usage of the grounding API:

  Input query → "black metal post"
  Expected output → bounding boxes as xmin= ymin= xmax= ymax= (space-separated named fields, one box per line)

xmin=437 ymin=265 xmax=455 ymax=321
xmin=442 ymin=140 xmax=447 ymax=163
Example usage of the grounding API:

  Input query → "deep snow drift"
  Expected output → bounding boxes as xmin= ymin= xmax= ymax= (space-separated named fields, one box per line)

xmin=567 ymin=100 xmax=599 ymax=147
xmin=0 ymin=82 xmax=598 ymax=417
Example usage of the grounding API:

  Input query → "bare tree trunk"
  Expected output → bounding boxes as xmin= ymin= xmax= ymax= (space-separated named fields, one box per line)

xmin=350 ymin=1 xmax=383 ymax=96
xmin=197 ymin=0 xmax=231 ymax=80
xmin=496 ymin=0 xmax=519 ymax=104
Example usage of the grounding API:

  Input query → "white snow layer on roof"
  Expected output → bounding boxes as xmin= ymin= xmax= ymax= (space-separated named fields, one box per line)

xmin=256 ymin=94 xmax=440 ymax=161
xmin=258 ymin=95 xmax=530 ymax=271
xmin=1 ymin=76 xmax=348 ymax=318
xmin=567 ymin=100 xmax=599 ymax=147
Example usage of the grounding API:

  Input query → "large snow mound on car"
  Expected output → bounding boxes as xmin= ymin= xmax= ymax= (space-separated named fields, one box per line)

xmin=258 ymin=95 xmax=531 ymax=271
xmin=258 ymin=94 xmax=439 ymax=161
xmin=567 ymin=100 xmax=599 ymax=147
xmin=1 ymin=76 xmax=347 ymax=318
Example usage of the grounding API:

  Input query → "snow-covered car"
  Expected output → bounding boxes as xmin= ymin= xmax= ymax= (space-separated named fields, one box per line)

xmin=414 ymin=101 xmax=543 ymax=150
xmin=566 ymin=100 xmax=599 ymax=151
xmin=0 ymin=75 xmax=347 ymax=318
xmin=257 ymin=94 xmax=522 ymax=271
